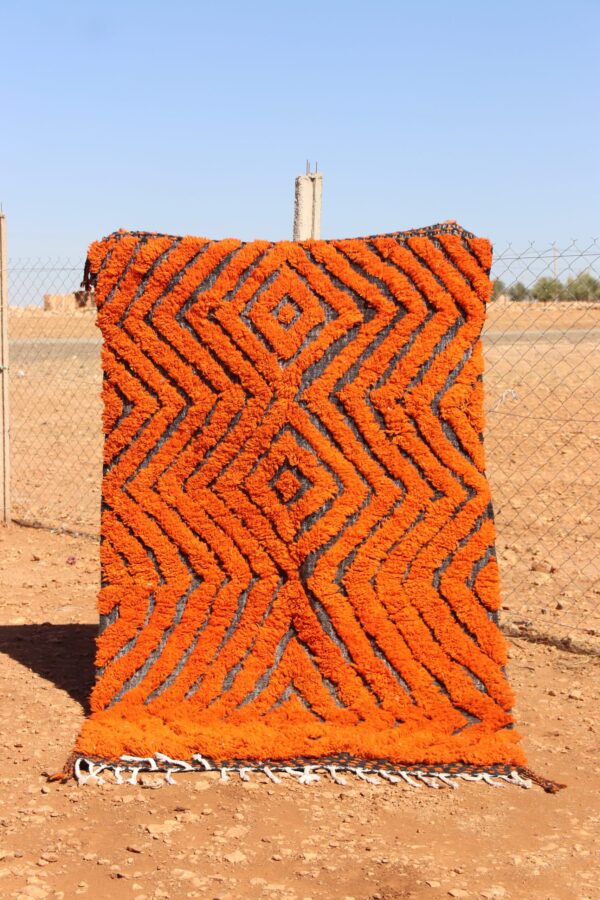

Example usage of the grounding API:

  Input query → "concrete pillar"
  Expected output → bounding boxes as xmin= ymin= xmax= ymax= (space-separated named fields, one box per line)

xmin=293 ymin=171 xmax=323 ymax=241
xmin=0 ymin=213 xmax=10 ymax=525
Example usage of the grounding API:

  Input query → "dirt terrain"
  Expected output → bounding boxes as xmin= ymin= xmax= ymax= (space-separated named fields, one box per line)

xmin=0 ymin=523 xmax=598 ymax=900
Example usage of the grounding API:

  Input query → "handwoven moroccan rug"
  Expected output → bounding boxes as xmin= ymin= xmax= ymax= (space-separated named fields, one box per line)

xmin=69 ymin=221 xmax=543 ymax=789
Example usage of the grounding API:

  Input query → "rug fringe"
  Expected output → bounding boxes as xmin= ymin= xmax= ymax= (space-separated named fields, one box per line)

xmin=46 ymin=751 xmax=79 ymax=783
xmin=517 ymin=766 xmax=567 ymax=794
xmin=58 ymin=755 xmax=561 ymax=791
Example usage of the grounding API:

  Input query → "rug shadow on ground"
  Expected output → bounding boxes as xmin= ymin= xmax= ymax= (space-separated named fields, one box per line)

xmin=0 ymin=624 xmax=96 ymax=713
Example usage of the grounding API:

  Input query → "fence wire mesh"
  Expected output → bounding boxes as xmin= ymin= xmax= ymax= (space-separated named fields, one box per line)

xmin=7 ymin=259 xmax=101 ymax=533
xmin=5 ymin=241 xmax=600 ymax=647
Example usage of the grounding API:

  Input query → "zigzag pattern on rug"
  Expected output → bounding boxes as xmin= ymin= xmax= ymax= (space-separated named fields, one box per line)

xmin=71 ymin=221 xmax=529 ymax=779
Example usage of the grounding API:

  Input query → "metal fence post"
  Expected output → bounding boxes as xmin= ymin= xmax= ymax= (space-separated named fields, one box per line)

xmin=0 ymin=213 xmax=10 ymax=525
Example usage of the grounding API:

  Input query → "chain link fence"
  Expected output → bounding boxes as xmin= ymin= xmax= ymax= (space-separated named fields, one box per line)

xmin=4 ymin=240 xmax=599 ymax=648
xmin=485 ymin=242 xmax=599 ymax=649
xmin=7 ymin=258 xmax=101 ymax=534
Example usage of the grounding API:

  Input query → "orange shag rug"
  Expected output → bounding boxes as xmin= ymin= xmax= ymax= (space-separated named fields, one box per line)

xmin=71 ymin=222 xmax=533 ymax=788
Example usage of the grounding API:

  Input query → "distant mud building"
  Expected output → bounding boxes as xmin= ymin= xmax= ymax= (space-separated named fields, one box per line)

xmin=43 ymin=290 xmax=95 ymax=312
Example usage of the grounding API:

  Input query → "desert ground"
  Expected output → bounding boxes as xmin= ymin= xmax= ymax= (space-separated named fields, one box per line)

xmin=0 ymin=524 xmax=598 ymax=900
xmin=1 ymin=299 xmax=598 ymax=899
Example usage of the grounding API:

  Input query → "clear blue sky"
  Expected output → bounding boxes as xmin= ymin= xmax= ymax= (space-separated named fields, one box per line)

xmin=2 ymin=0 xmax=598 ymax=258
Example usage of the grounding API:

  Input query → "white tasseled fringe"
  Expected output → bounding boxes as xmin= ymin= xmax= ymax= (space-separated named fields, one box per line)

xmin=72 ymin=754 xmax=533 ymax=790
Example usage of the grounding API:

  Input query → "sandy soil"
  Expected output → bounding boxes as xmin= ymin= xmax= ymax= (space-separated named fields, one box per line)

xmin=0 ymin=523 xmax=598 ymax=900
xmin=483 ymin=305 xmax=599 ymax=648
xmin=6 ymin=301 xmax=600 ymax=647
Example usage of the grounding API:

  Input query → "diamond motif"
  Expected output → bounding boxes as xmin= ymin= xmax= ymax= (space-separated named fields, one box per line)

xmin=245 ymin=264 xmax=332 ymax=362
xmin=273 ymin=297 xmax=302 ymax=330
xmin=270 ymin=462 xmax=311 ymax=505
xmin=244 ymin=425 xmax=339 ymax=542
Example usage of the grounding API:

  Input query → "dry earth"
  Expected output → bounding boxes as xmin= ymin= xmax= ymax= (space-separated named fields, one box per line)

xmin=0 ymin=523 xmax=598 ymax=900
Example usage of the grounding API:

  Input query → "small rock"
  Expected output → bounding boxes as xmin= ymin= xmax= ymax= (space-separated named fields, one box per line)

xmin=172 ymin=869 xmax=196 ymax=881
xmin=193 ymin=780 xmax=212 ymax=792
xmin=531 ymin=572 xmax=551 ymax=586
xmin=139 ymin=774 xmax=163 ymax=789
xmin=178 ymin=811 xmax=201 ymax=824
xmin=224 ymin=850 xmax=247 ymax=864
xmin=224 ymin=825 xmax=248 ymax=839
xmin=23 ymin=888 xmax=49 ymax=899
xmin=144 ymin=819 xmax=180 ymax=836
